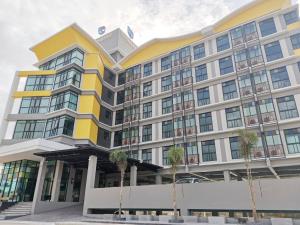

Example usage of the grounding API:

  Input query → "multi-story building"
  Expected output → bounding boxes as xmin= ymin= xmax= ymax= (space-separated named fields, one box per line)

xmin=0 ymin=0 xmax=300 ymax=218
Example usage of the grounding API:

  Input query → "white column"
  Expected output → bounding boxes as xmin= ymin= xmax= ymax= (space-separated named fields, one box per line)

xmin=155 ymin=174 xmax=162 ymax=184
xmin=66 ymin=166 xmax=76 ymax=202
xmin=130 ymin=165 xmax=137 ymax=186
xmin=80 ymin=169 xmax=88 ymax=202
xmin=31 ymin=158 xmax=47 ymax=214
xmin=51 ymin=160 xmax=64 ymax=202
xmin=223 ymin=170 xmax=231 ymax=182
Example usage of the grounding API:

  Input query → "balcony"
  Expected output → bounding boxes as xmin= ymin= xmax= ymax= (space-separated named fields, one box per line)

xmin=186 ymin=127 xmax=197 ymax=136
xmin=184 ymin=101 xmax=194 ymax=110
xmin=232 ymin=37 xmax=244 ymax=47
xmin=187 ymin=154 xmax=199 ymax=164
xmin=245 ymin=32 xmax=258 ymax=42
xmin=261 ymin=111 xmax=276 ymax=124
xmin=182 ymin=76 xmax=192 ymax=86
xmin=175 ymin=128 xmax=183 ymax=137
xmin=245 ymin=115 xmax=259 ymax=126
xmin=267 ymin=145 xmax=284 ymax=158
xmin=252 ymin=146 xmax=265 ymax=159
xmin=173 ymin=80 xmax=181 ymax=88
xmin=255 ymin=82 xmax=269 ymax=94
xmin=249 ymin=55 xmax=264 ymax=67
xmin=173 ymin=103 xmax=182 ymax=112
xmin=236 ymin=60 xmax=248 ymax=71
xmin=240 ymin=86 xmax=253 ymax=97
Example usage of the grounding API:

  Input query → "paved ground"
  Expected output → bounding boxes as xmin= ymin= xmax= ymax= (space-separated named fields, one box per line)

xmin=12 ymin=204 xmax=85 ymax=222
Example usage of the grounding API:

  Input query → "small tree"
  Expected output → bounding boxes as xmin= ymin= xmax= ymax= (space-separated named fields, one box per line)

xmin=109 ymin=150 xmax=128 ymax=219
xmin=238 ymin=129 xmax=258 ymax=221
xmin=167 ymin=146 xmax=184 ymax=219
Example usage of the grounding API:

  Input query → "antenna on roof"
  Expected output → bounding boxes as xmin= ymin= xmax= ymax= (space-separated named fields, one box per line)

xmin=127 ymin=26 xmax=134 ymax=39
xmin=98 ymin=26 xmax=106 ymax=35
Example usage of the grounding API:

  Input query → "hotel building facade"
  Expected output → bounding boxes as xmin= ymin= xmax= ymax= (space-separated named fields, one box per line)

xmin=0 ymin=0 xmax=300 ymax=217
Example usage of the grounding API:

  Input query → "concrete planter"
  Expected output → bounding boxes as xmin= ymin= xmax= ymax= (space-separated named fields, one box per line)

xmin=138 ymin=215 xmax=153 ymax=221
xmin=102 ymin=214 xmax=114 ymax=220
xmin=182 ymin=215 xmax=198 ymax=223
xmin=125 ymin=214 xmax=137 ymax=220
xmin=208 ymin=216 xmax=226 ymax=224
xmin=159 ymin=215 xmax=184 ymax=223
xmin=271 ymin=218 xmax=293 ymax=225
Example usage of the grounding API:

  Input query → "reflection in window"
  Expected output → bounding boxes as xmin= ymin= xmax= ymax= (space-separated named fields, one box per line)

xmin=44 ymin=115 xmax=75 ymax=138
xmin=53 ymin=68 xmax=81 ymax=89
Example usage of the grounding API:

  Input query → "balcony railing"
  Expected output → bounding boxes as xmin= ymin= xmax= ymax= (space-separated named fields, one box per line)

xmin=184 ymin=100 xmax=194 ymax=110
xmin=187 ymin=154 xmax=199 ymax=164
xmin=252 ymin=146 xmax=265 ymax=159
xmin=185 ymin=127 xmax=197 ymax=136
xmin=232 ymin=37 xmax=244 ymax=47
xmin=261 ymin=111 xmax=276 ymax=124
xmin=245 ymin=115 xmax=259 ymax=126
xmin=175 ymin=128 xmax=183 ymax=137
xmin=182 ymin=76 xmax=192 ymax=86
xmin=240 ymin=86 xmax=253 ymax=97
xmin=267 ymin=144 xmax=284 ymax=157
xmin=236 ymin=60 xmax=248 ymax=71
xmin=245 ymin=32 xmax=259 ymax=42
xmin=173 ymin=103 xmax=182 ymax=112
xmin=255 ymin=82 xmax=269 ymax=94
xmin=249 ymin=55 xmax=264 ymax=67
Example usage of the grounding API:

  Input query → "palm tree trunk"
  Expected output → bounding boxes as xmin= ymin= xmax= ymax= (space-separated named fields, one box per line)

xmin=245 ymin=159 xmax=258 ymax=222
xmin=119 ymin=169 xmax=124 ymax=219
xmin=172 ymin=167 xmax=177 ymax=219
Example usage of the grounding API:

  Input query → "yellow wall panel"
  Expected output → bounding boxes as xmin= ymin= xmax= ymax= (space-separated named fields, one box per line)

xmin=81 ymin=73 xmax=102 ymax=97
xmin=287 ymin=21 xmax=300 ymax=31
xmin=18 ymin=70 xmax=55 ymax=77
xmin=293 ymin=48 xmax=300 ymax=56
xmin=14 ymin=91 xmax=51 ymax=98
xmin=74 ymin=118 xmax=98 ymax=144
xmin=78 ymin=95 xmax=100 ymax=118
xmin=84 ymin=54 xmax=105 ymax=76
xmin=214 ymin=0 xmax=290 ymax=33
xmin=121 ymin=34 xmax=203 ymax=69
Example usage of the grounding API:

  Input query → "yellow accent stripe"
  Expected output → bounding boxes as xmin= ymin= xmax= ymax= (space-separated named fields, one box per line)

xmin=14 ymin=91 xmax=51 ymax=98
xmin=287 ymin=21 xmax=300 ymax=31
xmin=18 ymin=70 xmax=56 ymax=77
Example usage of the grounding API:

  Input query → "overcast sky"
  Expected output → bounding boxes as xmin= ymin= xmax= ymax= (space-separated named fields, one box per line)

xmin=0 ymin=0 xmax=295 ymax=121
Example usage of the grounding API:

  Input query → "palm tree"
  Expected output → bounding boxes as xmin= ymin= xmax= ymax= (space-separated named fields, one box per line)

xmin=237 ymin=129 xmax=258 ymax=222
xmin=109 ymin=150 xmax=128 ymax=219
xmin=167 ymin=146 xmax=184 ymax=220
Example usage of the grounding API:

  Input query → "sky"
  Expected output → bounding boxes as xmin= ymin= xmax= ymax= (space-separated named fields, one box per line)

xmin=0 ymin=0 xmax=292 ymax=122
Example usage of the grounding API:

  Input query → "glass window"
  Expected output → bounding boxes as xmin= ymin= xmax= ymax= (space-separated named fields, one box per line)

xmin=230 ymin=137 xmax=241 ymax=159
xmin=142 ymin=124 xmax=152 ymax=142
xmin=277 ymin=95 xmax=299 ymax=120
xmin=225 ymin=106 xmax=243 ymax=128
xmin=118 ymin=72 xmax=125 ymax=86
xmin=39 ymin=49 xmax=84 ymax=70
xmin=216 ymin=34 xmax=230 ymax=52
xmin=259 ymin=18 xmax=277 ymax=37
xmin=143 ymin=62 xmax=152 ymax=77
xmin=53 ymin=68 xmax=81 ymax=89
xmin=186 ymin=142 xmax=199 ymax=164
xmin=25 ymin=76 xmax=53 ymax=91
xmin=201 ymin=140 xmax=217 ymax=162
xmin=270 ymin=66 xmax=290 ymax=89
xmin=197 ymin=87 xmax=210 ymax=106
xmin=265 ymin=130 xmax=282 ymax=150
xmin=195 ymin=64 xmax=207 ymax=82
xmin=284 ymin=10 xmax=298 ymax=25
xmin=161 ymin=56 xmax=171 ymax=71
xmin=222 ymin=80 xmax=238 ymax=101
xmin=19 ymin=97 xmax=49 ymax=114
xmin=161 ymin=75 xmax=172 ymax=92
xmin=199 ymin=112 xmax=213 ymax=133
xmin=285 ymin=128 xmax=300 ymax=154
xmin=49 ymin=91 xmax=78 ymax=112
xmin=44 ymin=115 xmax=75 ymax=138
xmin=162 ymin=120 xmax=173 ymax=138
xmin=193 ymin=43 xmax=205 ymax=60
xmin=143 ymin=102 xmax=152 ymax=119
xmin=162 ymin=96 xmax=172 ymax=114
xmin=264 ymin=41 xmax=283 ymax=62
xmin=128 ymin=150 xmax=138 ymax=160
xmin=13 ymin=120 xmax=45 ymax=139
xmin=142 ymin=149 xmax=152 ymax=163
xmin=143 ymin=81 xmax=152 ymax=97
xmin=290 ymin=33 xmax=300 ymax=49
xmin=219 ymin=56 xmax=234 ymax=75
xmin=162 ymin=146 xmax=171 ymax=165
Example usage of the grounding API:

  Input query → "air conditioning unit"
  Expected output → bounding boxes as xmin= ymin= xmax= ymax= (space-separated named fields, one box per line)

xmin=243 ymin=90 xmax=251 ymax=96
xmin=256 ymin=86 xmax=264 ymax=92
xmin=132 ymin=138 xmax=136 ymax=144
xmin=187 ymin=127 xmax=194 ymax=135
xmin=185 ymin=102 xmax=191 ymax=109
xmin=123 ymin=139 xmax=128 ymax=145
xmin=175 ymin=104 xmax=181 ymax=111
xmin=263 ymin=116 xmax=273 ymax=123
xmin=249 ymin=119 xmax=257 ymax=125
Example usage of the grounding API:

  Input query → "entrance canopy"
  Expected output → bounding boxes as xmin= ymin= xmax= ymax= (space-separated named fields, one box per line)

xmin=35 ymin=145 xmax=162 ymax=173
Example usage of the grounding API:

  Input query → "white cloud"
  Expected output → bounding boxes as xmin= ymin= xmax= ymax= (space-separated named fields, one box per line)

xmin=0 ymin=0 xmax=251 ymax=122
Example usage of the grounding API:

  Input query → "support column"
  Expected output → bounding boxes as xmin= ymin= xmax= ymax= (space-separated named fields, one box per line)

xmin=79 ymin=169 xmax=87 ymax=202
xmin=223 ymin=170 xmax=231 ymax=182
xmin=130 ymin=165 xmax=137 ymax=186
xmin=155 ymin=174 xmax=162 ymax=184
xmin=51 ymin=160 xmax=64 ymax=202
xmin=83 ymin=155 xmax=97 ymax=215
xmin=31 ymin=158 xmax=47 ymax=214
xmin=66 ymin=166 xmax=76 ymax=202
